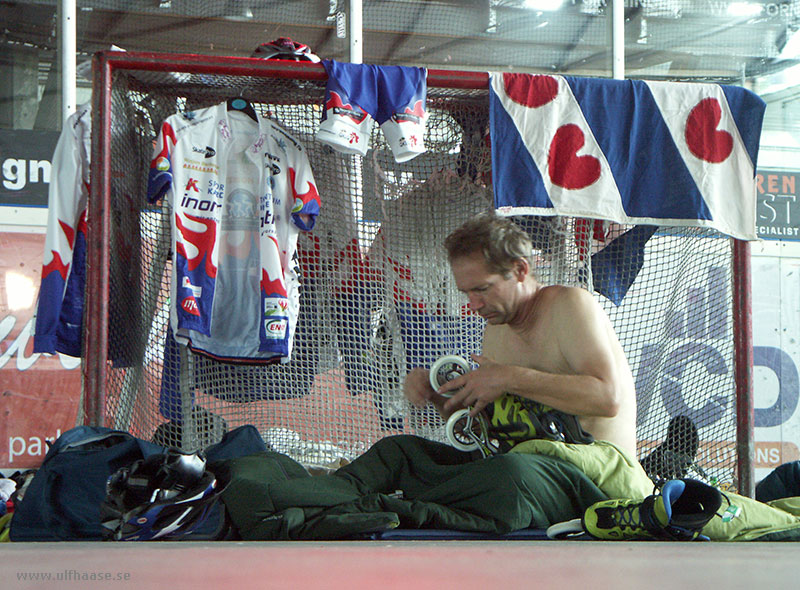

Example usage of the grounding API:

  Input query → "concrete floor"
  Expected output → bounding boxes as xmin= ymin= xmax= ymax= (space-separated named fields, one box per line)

xmin=3 ymin=540 xmax=796 ymax=590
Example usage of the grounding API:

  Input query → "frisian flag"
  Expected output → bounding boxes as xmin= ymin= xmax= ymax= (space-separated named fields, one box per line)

xmin=489 ymin=73 xmax=766 ymax=241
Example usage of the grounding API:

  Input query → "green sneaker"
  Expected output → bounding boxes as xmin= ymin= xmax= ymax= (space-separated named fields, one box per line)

xmin=582 ymin=479 xmax=722 ymax=541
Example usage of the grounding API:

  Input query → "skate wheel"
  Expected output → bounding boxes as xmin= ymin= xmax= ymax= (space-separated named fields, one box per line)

xmin=445 ymin=409 xmax=479 ymax=452
xmin=546 ymin=518 xmax=585 ymax=539
xmin=429 ymin=355 xmax=470 ymax=395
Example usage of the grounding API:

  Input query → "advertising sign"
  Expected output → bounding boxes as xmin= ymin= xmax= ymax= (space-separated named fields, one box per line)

xmin=751 ymin=241 xmax=800 ymax=481
xmin=0 ymin=231 xmax=81 ymax=470
xmin=756 ymin=169 xmax=800 ymax=240
xmin=0 ymin=130 xmax=60 ymax=208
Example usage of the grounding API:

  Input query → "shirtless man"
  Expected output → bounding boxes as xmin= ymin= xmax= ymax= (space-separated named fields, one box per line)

xmin=403 ymin=212 xmax=638 ymax=457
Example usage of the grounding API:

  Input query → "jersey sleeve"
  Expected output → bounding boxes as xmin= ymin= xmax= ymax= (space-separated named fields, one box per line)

xmin=148 ymin=119 xmax=178 ymax=203
xmin=33 ymin=106 xmax=90 ymax=355
xmin=287 ymin=146 xmax=321 ymax=232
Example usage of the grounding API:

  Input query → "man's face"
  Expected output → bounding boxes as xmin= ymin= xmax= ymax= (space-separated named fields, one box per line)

xmin=450 ymin=251 xmax=521 ymax=324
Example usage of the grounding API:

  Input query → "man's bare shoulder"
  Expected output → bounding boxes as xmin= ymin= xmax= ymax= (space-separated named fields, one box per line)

xmin=538 ymin=284 xmax=595 ymax=309
xmin=535 ymin=286 xmax=606 ymax=333
xmin=539 ymin=284 xmax=585 ymax=296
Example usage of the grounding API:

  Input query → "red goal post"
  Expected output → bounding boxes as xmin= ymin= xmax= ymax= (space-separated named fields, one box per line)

xmin=83 ymin=50 xmax=755 ymax=495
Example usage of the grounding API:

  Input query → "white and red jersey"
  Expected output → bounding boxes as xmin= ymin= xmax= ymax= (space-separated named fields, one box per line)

xmin=367 ymin=172 xmax=491 ymax=370
xmin=33 ymin=102 xmax=91 ymax=357
xmin=148 ymin=102 xmax=321 ymax=363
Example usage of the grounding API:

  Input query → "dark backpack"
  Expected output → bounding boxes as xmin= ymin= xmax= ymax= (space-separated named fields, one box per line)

xmin=9 ymin=424 xmax=267 ymax=541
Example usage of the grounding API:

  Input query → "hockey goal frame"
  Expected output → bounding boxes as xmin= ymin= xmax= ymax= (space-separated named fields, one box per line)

xmin=83 ymin=50 xmax=755 ymax=495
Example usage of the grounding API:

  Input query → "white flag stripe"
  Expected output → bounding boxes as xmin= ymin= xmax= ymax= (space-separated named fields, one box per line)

xmin=490 ymin=73 xmax=626 ymax=221
xmin=645 ymin=81 xmax=757 ymax=240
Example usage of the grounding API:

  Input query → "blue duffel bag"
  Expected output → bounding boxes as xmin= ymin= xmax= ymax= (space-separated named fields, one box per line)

xmin=9 ymin=424 xmax=267 ymax=541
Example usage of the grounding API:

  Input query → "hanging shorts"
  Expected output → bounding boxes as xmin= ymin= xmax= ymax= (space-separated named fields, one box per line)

xmin=317 ymin=60 xmax=427 ymax=162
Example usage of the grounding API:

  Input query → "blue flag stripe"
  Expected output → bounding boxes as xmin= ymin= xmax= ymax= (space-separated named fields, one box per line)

xmin=489 ymin=86 xmax=551 ymax=211
xmin=564 ymin=76 xmax=713 ymax=222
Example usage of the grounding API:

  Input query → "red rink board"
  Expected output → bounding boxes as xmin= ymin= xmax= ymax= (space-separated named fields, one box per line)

xmin=0 ymin=231 xmax=82 ymax=470
xmin=2 ymin=540 xmax=796 ymax=590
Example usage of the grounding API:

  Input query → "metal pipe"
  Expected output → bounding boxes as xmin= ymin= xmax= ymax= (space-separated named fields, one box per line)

xmin=84 ymin=52 xmax=112 ymax=426
xmin=59 ymin=0 xmax=77 ymax=123
xmin=732 ymin=238 xmax=755 ymax=497
xmin=610 ymin=0 xmax=624 ymax=79
xmin=349 ymin=0 xmax=363 ymax=64
xmin=96 ymin=51 xmax=489 ymax=88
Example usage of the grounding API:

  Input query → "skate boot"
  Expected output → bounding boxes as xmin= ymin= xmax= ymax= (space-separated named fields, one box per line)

xmin=582 ymin=478 xmax=722 ymax=540
xmin=429 ymin=356 xmax=593 ymax=455
xmin=486 ymin=394 xmax=594 ymax=451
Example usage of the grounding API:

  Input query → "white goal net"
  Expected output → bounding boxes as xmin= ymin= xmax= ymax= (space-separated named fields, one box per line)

xmin=82 ymin=52 xmax=752 ymax=491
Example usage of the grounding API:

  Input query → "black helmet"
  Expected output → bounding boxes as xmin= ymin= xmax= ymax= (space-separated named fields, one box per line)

xmin=100 ymin=451 xmax=222 ymax=541
xmin=251 ymin=37 xmax=320 ymax=62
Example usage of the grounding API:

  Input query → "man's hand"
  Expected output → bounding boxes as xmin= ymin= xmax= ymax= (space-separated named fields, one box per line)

xmin=404 ymin=366 xmax=465 ymax=418
xmin=403 ymin=367 xmax=438 ymax=408
xmin=440 ymin=354 xmax=508 ymax=416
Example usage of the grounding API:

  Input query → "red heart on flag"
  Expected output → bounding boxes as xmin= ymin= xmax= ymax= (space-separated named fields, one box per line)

xmin=548 ymin=124 xmax=601 ymax=190
xmin=503 ymin=73 xmax=558 ymax=108
xmin=685 ymin=97 xmax=733 ymax=164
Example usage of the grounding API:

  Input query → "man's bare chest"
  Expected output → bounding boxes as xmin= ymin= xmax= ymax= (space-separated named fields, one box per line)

xmin=483 ymin=323 xmax=567 ymax=373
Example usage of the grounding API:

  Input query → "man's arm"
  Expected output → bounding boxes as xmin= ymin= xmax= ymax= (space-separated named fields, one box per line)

xmin=439 ymin=287 xmax=624 ymax=418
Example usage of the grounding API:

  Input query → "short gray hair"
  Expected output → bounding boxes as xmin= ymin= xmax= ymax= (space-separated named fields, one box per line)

xmin=444 ymin=211 xmax=533 ymax=276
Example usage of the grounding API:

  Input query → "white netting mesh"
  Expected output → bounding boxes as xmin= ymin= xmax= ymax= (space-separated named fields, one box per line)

xmin=89 ymin=57 xmax=740 ymax=485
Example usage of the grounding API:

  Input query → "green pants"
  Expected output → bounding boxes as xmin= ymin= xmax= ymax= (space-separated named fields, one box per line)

xmin=218 ymin=435 xmax=607 ymax=540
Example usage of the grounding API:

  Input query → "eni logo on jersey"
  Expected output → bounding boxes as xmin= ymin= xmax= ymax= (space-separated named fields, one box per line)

xmin=264 ymin=318 xmax=287 ymax=339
